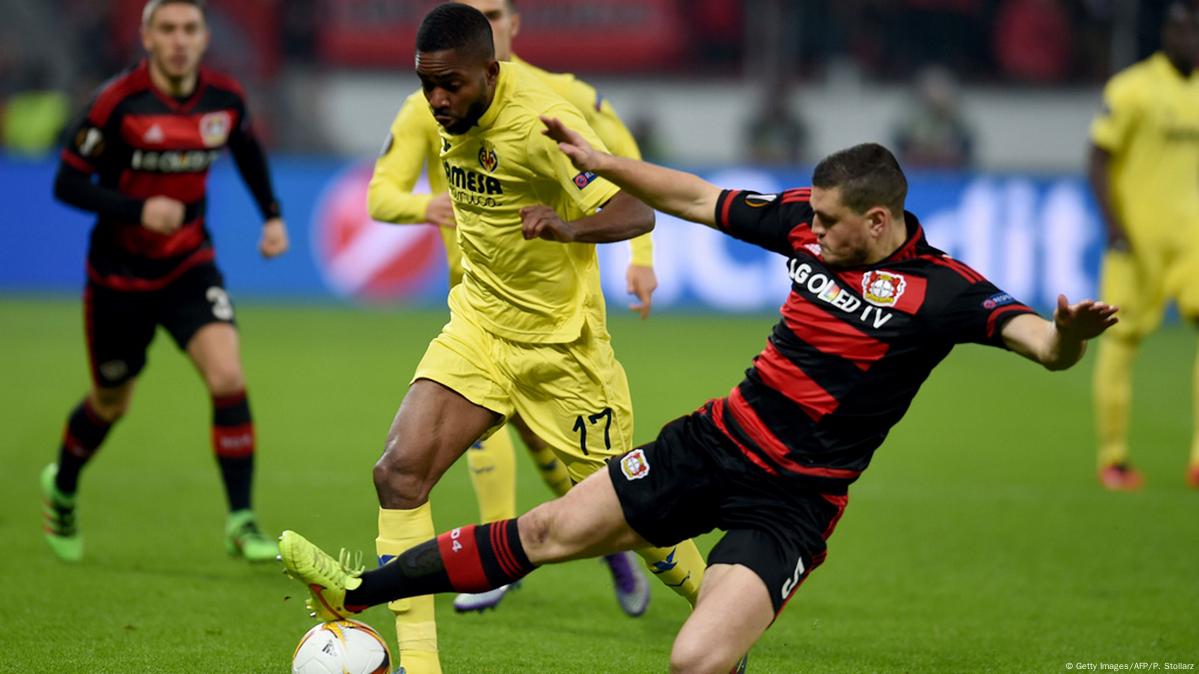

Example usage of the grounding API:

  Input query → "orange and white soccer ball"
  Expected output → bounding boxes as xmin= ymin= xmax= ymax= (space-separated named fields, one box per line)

xmin=291 ymin=620 xmax=392 ymax=674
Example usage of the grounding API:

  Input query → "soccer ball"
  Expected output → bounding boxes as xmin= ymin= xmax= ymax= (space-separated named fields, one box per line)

xmin=291 ymin=620 xmax=392 ymax=674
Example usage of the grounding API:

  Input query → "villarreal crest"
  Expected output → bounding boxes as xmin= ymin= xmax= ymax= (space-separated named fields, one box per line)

xmin=478 ymin=143 xmax=499 ymax=172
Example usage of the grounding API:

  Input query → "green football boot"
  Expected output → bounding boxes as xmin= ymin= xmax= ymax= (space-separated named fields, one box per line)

xmin=278 ymin=530 xmax=365 ymax=621
xmin=225 ymin=509 xmax=279 ymax=562
xmin=40 ymin=464 xmax=83 ymax=562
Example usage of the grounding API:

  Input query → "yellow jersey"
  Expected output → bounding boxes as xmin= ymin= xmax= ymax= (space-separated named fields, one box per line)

xmin=368 ymin=55 xmax=652 ymax=284
xmin=440 ymin=61 xmax=621 ymax=344
xmin=1090 ymin=52 xmax=1199 ymax=237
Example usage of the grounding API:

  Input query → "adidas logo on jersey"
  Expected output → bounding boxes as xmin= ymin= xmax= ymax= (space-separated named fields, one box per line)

xmin=143 ymin=124 xmax=165 ymax=144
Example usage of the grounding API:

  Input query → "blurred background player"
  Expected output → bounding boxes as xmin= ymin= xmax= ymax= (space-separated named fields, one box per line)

xmin=1088 ymin=0 xmax=1199 ymax=490
xmin=41 ymin=0 xmax=289 ymax=562
xmin=367 ymin=0 xmax=659 ymax=617
xmin=891 ymin=64 xmax=975 ymax=170
xmin=349 ymin=6 xmax=704 ymax=673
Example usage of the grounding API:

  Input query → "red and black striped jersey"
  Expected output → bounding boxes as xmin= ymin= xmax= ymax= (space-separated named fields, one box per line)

xmin=57 ymin=61 xmax=279 ymax=291
xmin=704 ymin=187 xmax=1037 ymax=488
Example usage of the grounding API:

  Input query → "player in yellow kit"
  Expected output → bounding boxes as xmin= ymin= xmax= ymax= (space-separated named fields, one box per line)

xmin=1089 ymin=1 xmax=1199 ymax=490
xmin=348 ymin=6 xmax=705 ymax=673
xmin=366 ymin=0 xmax=661 ymax=618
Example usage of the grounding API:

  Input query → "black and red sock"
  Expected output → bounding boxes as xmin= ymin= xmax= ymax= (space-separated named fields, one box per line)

xmin=212 ymin=390 xmax=254 ymax=512
xmin=346 ymin=519 xmax=537 ymax=608
xmin=55 ymin=399 xmax=113 ymax=495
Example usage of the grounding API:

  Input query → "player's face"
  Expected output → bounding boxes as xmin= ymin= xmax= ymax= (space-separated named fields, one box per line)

xmin=460 ymin=0 xmax=520 ymax=62
xmin=809 ymin=187 xmax=876 ymax=267
xmin=417 ymin=49 xmax=500 ymax=135
xmin=141 ymin=4 xmax=208 ymax=81
xmin=1163 ymin=5 xmax=1199 ymax=66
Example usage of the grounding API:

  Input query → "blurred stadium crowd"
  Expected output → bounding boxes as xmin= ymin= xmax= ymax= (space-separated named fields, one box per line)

xmin=0 ymin=0 xmax=1174 ymax=166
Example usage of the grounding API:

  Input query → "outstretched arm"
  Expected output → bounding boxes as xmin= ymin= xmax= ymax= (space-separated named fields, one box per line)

xmin=1001 ymin=294 xmax=1118 ymax=371
xmin=520 ymin=191 xmax=653 ymax=243
xmin=541 ymin=115 xmax=721 ymax=227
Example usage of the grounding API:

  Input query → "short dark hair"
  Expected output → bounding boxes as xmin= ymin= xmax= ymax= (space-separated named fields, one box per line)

xmin=417 ymin=3 xmax=495 ymax=61
xmin=142 ymin=0 xmax=206 ymax=26
xmin=811 ymin=143 xmax=907 ymax=215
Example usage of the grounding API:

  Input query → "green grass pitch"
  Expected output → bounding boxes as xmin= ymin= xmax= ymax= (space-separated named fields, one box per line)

xmin=1 ymin=297 xmax=1196 ymax=672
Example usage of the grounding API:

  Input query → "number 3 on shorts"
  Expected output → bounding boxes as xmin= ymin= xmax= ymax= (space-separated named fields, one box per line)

xmin=571 ymin=407 xmax=613 ymax=455
xmin=207 ymin=286 xmax=234 ymax=321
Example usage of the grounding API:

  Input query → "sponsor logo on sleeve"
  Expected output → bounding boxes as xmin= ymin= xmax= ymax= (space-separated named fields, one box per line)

xmin=75 ymin=127 xmax=105 ymax=157
xmin=982 ymin=292 xmax=1016 ymax=310
xmin=861 ymin=270 xmax=907 ymax=307
xmin=573 ymin=171 xmax=598 ymax=190
xmin=620 ymin=448 xmax=650 ymax=481
xmin=744 ymin=193 xmax=778 ymax=208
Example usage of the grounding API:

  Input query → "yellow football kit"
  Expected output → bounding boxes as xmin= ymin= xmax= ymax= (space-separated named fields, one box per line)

xmin=1089 ymin=51 xmax=1199 ymax=473
xmin=414 ymin=60 xmax=628 ymax=454
xmin=367 ymin=56 xmax=646 ymax=517
xmin=372 ymin=62 xmax=704 ymax=674
xmin=368 ymin=55 xmax=652 ymax=285
xmin=1091 ymin=52 xmax=1199 ymax=338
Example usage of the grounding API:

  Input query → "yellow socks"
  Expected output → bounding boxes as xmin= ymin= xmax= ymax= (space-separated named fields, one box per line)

xmin=523 ymin=439 xmax=572 ymax=497
xmin=636 ymin=539 xmax=705 ymax=607
xmin=466 ymin=426 xmax=518 ymax=523
xmin=1094 ymin=337 xmax=1137 ymax=468
xmin=377 ymin=504 xmax=441 ymax=674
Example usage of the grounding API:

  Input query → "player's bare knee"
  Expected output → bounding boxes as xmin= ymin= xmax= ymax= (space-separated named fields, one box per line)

xmin=203 ymin=365 xmax=245 ymax=397
xmin=372 ymin=452 xmax=433 ymax=507
xmin=90 ymin=389 xmax=131 ymax=421
xmin=670 ymin=636 xmax=733 ymax=674
xmin=668 ymin=638 xmax=715 ymax=674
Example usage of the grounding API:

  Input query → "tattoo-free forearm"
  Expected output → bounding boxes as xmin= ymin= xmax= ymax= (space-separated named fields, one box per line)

xmin=594 ymin=153 xmax=721 ymax=227
xmin=566 ymin=191 xmax=655 ymax=243
xmin=1002 ymin=314 xmax=1086 ymax=371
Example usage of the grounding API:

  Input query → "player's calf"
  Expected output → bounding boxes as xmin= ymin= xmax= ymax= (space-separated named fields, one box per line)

xmin=517 ymin=469 xmax=648 ymax=564
xmin=669 ymin=637 xmax=746 ymax=674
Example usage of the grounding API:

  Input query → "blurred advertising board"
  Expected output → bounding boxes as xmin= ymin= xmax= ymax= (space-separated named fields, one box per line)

xmin=0 ymin=156 xmax=1101 ymax=315
xmin=110 ymin=0 xmax=282 ymax=78
xmin=316 ymin=0 xmax=685 ymax=71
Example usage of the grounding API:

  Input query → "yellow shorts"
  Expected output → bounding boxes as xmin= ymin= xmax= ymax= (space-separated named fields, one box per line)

xmin=1100 ymin=234 xmax=1199 ymax=340
xmin=412 ymin=308 xmax=634 ymax=483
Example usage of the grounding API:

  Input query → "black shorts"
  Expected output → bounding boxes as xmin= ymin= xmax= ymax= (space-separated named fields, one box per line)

xmin=85 ymin=262 xmax=236 ymax=388
xmin=608 ymin=410 xmax=849 ymax=614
